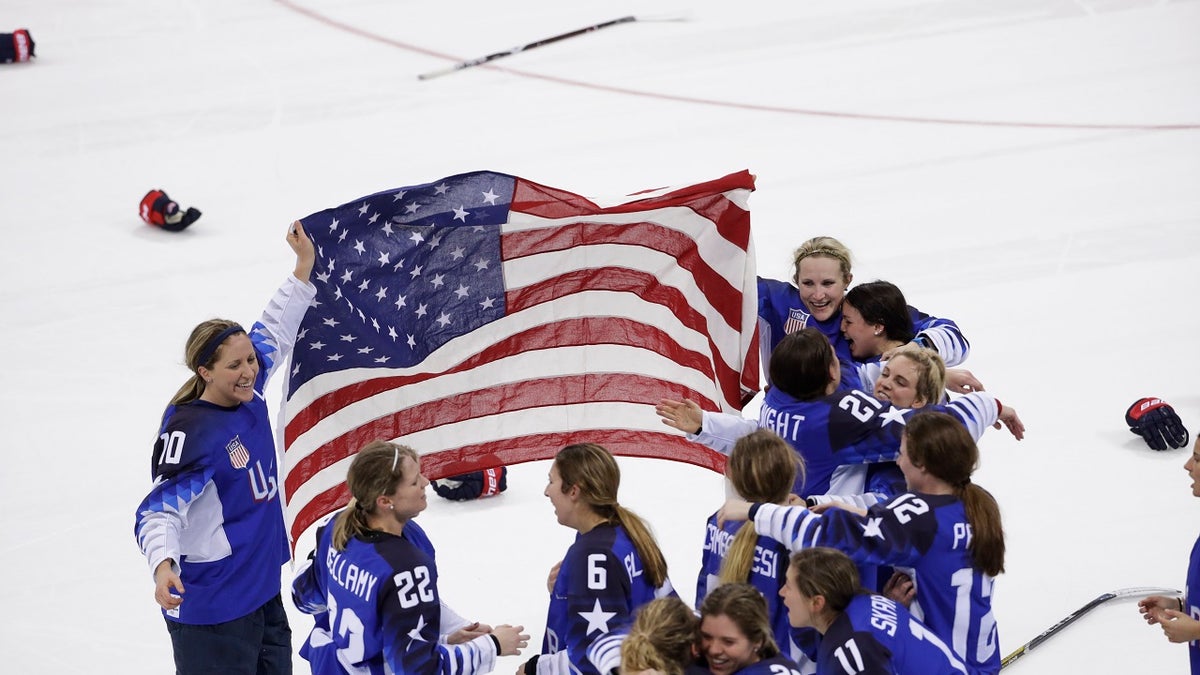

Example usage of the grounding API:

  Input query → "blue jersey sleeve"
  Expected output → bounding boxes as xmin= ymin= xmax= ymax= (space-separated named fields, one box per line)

xmin=752 ymin=497 xmax=937 ymax=567
xmin=909 ymin=305 xmax=970 ymax=367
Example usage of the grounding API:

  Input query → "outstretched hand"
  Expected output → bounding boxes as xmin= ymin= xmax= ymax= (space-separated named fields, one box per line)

xmin=994 ymin=405 xmax=1025 ymax=440
xmin=656 ymin=398 xmax=703 ymax=434
xmin=946 ymin=368 xmax=985 ymax=394
xmin=1139 ymin=595 xmax=1178 ymax=626
xmin=492 ymin=624 xmax=530 ymax=656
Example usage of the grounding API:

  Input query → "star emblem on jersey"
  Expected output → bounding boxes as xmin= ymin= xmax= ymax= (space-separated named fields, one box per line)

xmin=862 ymin=517 xmax=885 ymax=539
xmin=579 ymin=598 xmax=617 ymax=635
xmin=879 ymin=406 xmax=909 ymax=427
xmin=407 ymin=613 xmax=429 ymax=643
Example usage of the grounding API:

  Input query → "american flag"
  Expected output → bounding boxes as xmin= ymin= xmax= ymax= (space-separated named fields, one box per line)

xmin=281 ymin=170 xmax=759 ymax=546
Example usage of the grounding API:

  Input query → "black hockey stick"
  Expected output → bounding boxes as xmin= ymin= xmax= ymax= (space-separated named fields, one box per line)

xmin=1000 ymin=586 xmax=1181 ymax=669
xmin=417 ymin=14 xmax=685 ymax=80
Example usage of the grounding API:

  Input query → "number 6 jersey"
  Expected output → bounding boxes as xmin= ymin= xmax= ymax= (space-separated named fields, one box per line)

xmin=538 ymin=523 xmax=676 ymax=675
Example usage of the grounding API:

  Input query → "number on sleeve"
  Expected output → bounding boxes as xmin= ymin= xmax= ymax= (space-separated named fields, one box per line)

xmin=158 ymin=430 xmax=186 ymax=465
xmin=838 ymin=392 xmax=883 ymax=423
xmin=394 ymin=565 xmax=435 ymax=608
xmin=886 ymin=494 xmax=930 ymax=524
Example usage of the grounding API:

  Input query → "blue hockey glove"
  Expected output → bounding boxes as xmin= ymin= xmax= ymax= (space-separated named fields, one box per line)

xmin=1126 ymin=397 xmax=1189 ymax=451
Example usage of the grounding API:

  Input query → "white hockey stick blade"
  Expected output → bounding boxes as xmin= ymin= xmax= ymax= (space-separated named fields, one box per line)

xmin=1001 ymin=586 xmax=1182 ymax=669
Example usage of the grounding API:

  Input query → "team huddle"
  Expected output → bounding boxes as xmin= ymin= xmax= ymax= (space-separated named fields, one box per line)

xmin=133 ymin=226 xmax=1194 ymax=675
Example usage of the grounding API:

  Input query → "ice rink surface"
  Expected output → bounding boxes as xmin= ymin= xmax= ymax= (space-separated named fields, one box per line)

xmin=2 ymin=0 xmax=1199 ymax=672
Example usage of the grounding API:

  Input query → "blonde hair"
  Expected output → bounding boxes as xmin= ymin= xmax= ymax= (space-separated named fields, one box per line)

xmin=889 ymin=349 xmax=947 ymax=407
xmin=792 ymin=236 xmax=852 ymax=284
xmin=720 ymin=430 xmax=801 ymax=585
xmin=553 ymin=443 xmax=670 ymax=588
xmin=621 ymin=597 xmax=698 ymax=675
xmin=331 ymin=441 xmax=419 ymax=550
xmin=170 ymin=319 xmax=244 ymax=406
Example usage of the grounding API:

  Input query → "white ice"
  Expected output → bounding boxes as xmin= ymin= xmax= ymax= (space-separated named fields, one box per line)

xmin=2 ymin=0 xmax=1199 ymax=672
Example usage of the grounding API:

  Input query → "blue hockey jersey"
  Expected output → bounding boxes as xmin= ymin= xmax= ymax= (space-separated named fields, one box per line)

xmin=819 ymin=594 xmax=967 ymax=675
xmin=757 ymin=277 xmax=970 ymax=379
xmin=696 ymin=389 xmax=999 ymax=498
xmin=695 ymin=513 xmax=816 ymax=669
xmin=134 ymin=274 xmax=315 ymax=625
xmin=293 ymin=518 xmax=498 ymax=675
xmin=539 ymin=523 xmax=676 ymax=675
xmin=753 ymin=495 xmax=1001 ymax=675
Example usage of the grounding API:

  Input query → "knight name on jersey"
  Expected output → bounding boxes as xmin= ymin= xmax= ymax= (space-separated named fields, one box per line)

xmin=326 ymin=546 xmax=379 ymax=602
xmin=758 ymin=402 xmax=805 ymax=439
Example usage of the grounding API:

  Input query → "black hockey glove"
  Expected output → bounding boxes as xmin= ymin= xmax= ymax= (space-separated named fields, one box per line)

xmin=139 ymin=189 xmax=202 ymax=232
xmin=1126 ymin=397 xmax=1189 ymax=451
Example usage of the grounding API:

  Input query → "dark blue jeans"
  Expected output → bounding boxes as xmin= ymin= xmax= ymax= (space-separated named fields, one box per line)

xmin=165 ymin=593 xmax=291 ymax=675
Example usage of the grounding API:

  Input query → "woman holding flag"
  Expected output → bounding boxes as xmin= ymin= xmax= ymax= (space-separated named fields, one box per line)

xmin=133 ymin=221 xmax=316 ymax=675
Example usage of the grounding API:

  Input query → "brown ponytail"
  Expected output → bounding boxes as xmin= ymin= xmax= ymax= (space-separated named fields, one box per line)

xmin=903 ymin=412 xmax=1005 ymax=576
xmin=554 ymin=443 xmax=670 ymax=588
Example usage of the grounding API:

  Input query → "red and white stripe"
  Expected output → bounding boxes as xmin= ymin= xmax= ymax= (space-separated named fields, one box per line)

xmin=282 ymin=171 xmax=759 ymax=546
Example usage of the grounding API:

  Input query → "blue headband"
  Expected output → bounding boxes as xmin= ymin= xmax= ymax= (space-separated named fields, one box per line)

xmin=197 ymin=324 xmax=246 ymax=369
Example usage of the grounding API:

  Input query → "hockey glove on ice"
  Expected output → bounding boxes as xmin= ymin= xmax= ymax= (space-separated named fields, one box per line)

xmin=0 ymin=29 xmax=34 ymax=63
xmin=1126 ymin=397 xmax=1189 ymax=451
xmin=139 ymin=189 xmax=202 ymax=232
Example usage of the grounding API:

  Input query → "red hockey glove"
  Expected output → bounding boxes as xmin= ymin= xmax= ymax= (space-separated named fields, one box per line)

xmin=1126 ymin=397 xmax=1189 ymax=451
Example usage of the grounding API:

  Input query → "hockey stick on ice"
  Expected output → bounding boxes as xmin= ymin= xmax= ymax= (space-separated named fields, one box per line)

xmin=417 ymin=14 xmax=687 ymax=80
xmin=1000 ymin=586 xmax=1181 ymax=669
